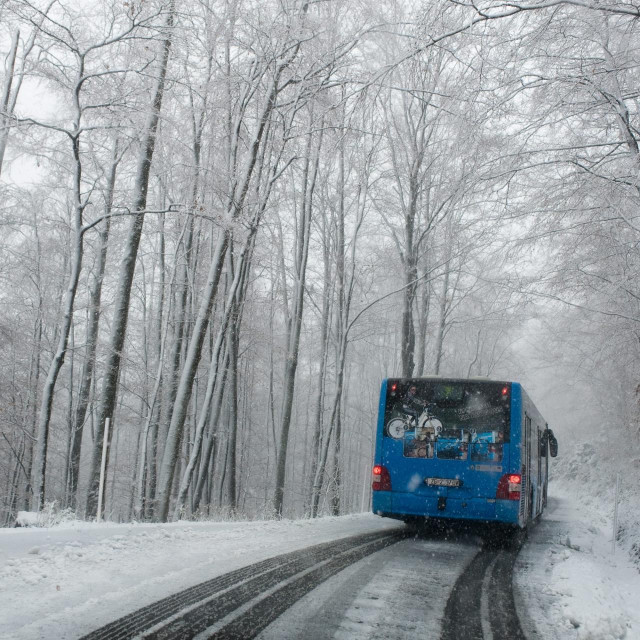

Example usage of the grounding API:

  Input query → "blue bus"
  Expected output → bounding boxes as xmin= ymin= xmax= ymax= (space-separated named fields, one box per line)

xmin=372 ymin=378 xmax=557 ymax=529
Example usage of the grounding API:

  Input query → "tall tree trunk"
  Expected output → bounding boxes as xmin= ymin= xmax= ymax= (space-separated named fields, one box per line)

xmin=172 ymin=238 xmax=247 ymax=518
xmin=31 ymin=98 xmax=89 ymax=510
xmin=63 ymin=323 xmax=75 ymax=504
xmin=23 ymin=217 xmax=44 ymax=509
xmin=157 ymin=70 xmax=288 ymax=521
xmin=415 ymin=261 xmax=432 ymax=377
xmin=86 ymin=6 xmax=175 ymax=518
xmin=145 ymin=210 xmax=166 ymax=517
xmin=133 ymin=257 xmax=178 ymax=520
xmin=311 ymin=333 xmax=348 ymax=517
xmin=225 ymin=306 xmax=240 ymax=511
xmin=434 ymin=263 xmax=451 ymax=375
xmin=0 ymin=30 xmax=19 ymax=178
xmin=173 ymin=165 xmax=268 ymax=518
xmin=155 ymin=231 xmax=229 ymax=521
xmin=67 ymin=143 xmax=118 ymax=510
xmin=312 ymin=121 xmax=369 ymax=516
xmin=306 ymin=215 xmax=332 ymax=511
xmin=400 ymin=172 xmax=419 ymax=378
xmin=330 ymin=137 xmax=346 ymax=516
xmin=273 ymin=124 xmax=322 ymax=516
xmin=192 ymin=347 xmax=230 ymax=514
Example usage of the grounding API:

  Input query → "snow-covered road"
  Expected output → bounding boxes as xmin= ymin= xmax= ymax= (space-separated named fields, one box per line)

xmin=258 ymin=533 xmax=479 ymax=640
xmin=0 ymin=487 xmax=638 ymax=639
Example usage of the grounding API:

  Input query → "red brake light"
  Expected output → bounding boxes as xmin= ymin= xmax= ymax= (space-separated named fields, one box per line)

xmin=372 ymin=465 xmax=391 ymax=491
xmin=496 ymin=473 xmax=521 ymax=500
xmin=390 ymin=382 xmax=398 ymax=392
xmin=502 ymin=386 xmax=508 ymax=396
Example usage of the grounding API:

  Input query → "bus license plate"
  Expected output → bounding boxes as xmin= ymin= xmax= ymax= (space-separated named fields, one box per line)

xmin=425 ymin=477 xmax=462 ymax=487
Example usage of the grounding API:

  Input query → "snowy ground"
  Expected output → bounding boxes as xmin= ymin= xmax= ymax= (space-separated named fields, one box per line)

xmin=1 ymin=487 xmax=638 ymax=639
xmin=515 ymin=492 xmax=640 ymax=640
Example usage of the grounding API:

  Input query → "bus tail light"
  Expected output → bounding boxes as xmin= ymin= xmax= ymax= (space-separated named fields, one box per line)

xmin=372 ymin=465 xmax=391 ymax=491
xmin=496 ymin=473 xmax=521 ymax=500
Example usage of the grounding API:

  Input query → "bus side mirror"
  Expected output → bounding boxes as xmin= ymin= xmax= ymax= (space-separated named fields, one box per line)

xmin=548 ymin=429 xmax=558 ymax=457
xmin=542 ymin=428 xmax=558 ymax=458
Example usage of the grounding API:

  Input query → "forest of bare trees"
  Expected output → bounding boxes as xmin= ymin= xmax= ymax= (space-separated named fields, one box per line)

xmin=1 ymin=0 xmax=639 ymax=525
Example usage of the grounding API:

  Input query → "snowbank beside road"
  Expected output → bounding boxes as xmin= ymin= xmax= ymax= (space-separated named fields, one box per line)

xmin=0 ymin=514 xmax=402 ymax=639
xmin=516 ymin=489 xmax=640 ymax=640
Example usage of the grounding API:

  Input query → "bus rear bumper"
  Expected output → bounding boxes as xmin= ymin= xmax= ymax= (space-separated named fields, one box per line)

xmin=373 ymin=492 xmax=520 ymax=525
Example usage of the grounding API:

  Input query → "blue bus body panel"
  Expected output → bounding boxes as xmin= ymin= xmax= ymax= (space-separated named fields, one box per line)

xmin=510 ymin=383 xmax=523 ymax=475
xmin=510 ymin=383 xmax=524 ymax=527
xmin=372 ymin=378 xmax=529 ymax=527
xmin=374 ymin=379 xmax=388 ymax=464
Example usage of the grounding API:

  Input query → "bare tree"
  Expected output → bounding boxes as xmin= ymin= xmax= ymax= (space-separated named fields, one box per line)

xmin=86 ymin=2 xmax=176 ymax=518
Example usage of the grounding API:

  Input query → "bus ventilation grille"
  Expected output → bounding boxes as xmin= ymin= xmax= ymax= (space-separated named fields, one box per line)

xmin=519 ymin=475 xmax=526 ymax=518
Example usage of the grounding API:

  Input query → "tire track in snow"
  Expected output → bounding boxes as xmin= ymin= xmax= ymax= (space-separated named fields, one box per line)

xmin=202 ymin=533 xmax=402 ymax=639
xmin=441 ymin=534 xmax=527 ymax=640
xmin=81 ymin=529 xmax=405 ymax=640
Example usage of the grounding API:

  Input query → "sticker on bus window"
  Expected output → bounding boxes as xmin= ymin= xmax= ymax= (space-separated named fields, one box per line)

xmin=404 ymin=433 xmax=435 ymax=458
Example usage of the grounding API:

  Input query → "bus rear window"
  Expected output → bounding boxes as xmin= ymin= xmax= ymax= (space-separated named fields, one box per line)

xmin=384 ymin=380 xmax=510 ymax=459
